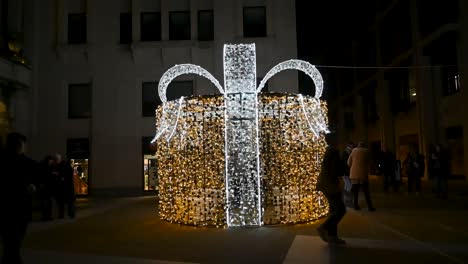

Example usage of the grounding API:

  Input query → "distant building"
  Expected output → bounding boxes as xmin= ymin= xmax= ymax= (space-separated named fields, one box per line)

xmin=328 ymin=0 xmax=468 ymax=179
xmin=27 ymin=0 xmax=298 ymax=196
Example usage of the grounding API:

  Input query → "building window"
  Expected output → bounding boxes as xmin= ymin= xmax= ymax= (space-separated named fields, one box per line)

xmin=446 ymin=125 xmax=465 ymax=178
xmin=198 ymin=10 xmax=214 ymax=41
xmin=169 ymin=11 xmax=191 ymax=40
xmin=442 ymin=66 xmax=461 ymax=96
xmin=68 ymin=13 xmax=87 ymax=44
xmin=142 ymin=81 xmax=193 ymax=117
xmin=68 ymin=83 xmax=91 ymax=119
xmin=120 ymin=13 xmax=132 ymax=44
xmin=243 ymin=6 xmax=266 ymax=38
xmin=67 ymin=138 xmax=90 ymax=195
xmin=141 ymin=12 xmax=161 ymax=41
xmin=142 ymin=82 xmax=159 ymax=117
xmin=142 ymin=137 xmax=157 ymax=191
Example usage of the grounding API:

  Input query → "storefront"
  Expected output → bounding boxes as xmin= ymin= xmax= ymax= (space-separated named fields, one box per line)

xmin=67 ymin=138 xmax=90 ymax=195
xmin=142 ymin=137 xmax=158 ymax=192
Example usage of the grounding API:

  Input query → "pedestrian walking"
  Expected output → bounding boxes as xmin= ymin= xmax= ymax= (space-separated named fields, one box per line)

xmin=428 ymin=144 xmax=449 ymax=198
xmin=38 ymin=155 xmax=55 ymax=221
xmin=348 ymin=141 xmax=375 ymax=211
xmin=380 ymin=144 xmax=398 ymax=193
xmin=341 ymin=142 xmax=354 ymax=208
xmin=0 ymin=132 xmax=36 ymax=264
xmin=316 ymin=133 xmax=347 ymax=245
xmin=403 ymin=144 xmax=425 ymax=194
xmin=53 ymin=154 xmax=76 ymax=219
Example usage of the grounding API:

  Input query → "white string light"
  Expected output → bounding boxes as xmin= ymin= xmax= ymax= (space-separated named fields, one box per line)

xmin=257 ymin=59 xmax=324 ymax=99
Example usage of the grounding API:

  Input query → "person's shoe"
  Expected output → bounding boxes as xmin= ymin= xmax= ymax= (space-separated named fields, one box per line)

xmin=328 ymin=237 xmax=346 ymax=245
xmin=316 ymin=226 xmax=328 ymax=242
xmin=368 ymin=207 xmax=376 ymax=212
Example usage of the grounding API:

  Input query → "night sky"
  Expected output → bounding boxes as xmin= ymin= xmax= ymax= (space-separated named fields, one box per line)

xmin=295 ymin=0 xmax=381 ymax=99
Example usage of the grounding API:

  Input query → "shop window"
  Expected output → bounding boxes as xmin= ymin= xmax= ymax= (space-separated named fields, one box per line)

xmin=243 ymin=6 xmax=266 ymax=38
xmin=67 ymin=138 xmax=90 ymax=196
xmin=120 ymin=12 xmax=132 ymax=44
xmin=198 ymin=10 xmax=213 ymax=41
xmin=68 ymin=13 xmax=87 ymax=44
xmin=68 ymin=83 xmax=91 ymax=119
xmin=169 ymin=11 xmax=191 ymax=40
xmin=141 ymin=12 xmax=161 ymax=41
xmin=142 ymin=137 xmax=157 ymax=191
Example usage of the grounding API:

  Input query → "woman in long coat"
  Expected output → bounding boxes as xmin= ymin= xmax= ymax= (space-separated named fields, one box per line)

xmin=347 ymin=141 xmax=375 ymax=211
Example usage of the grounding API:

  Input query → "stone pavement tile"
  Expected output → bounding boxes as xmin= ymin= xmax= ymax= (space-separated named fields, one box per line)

xmin=283 ymin=235 xmax=464 ymax=264
xmin=23 ymin=249 xmax=198 ymax=264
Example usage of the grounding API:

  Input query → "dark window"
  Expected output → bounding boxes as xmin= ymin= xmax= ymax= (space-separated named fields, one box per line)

xmin=142 ymin=81 xmax=193 ymax=117
xmin=68 ymin=13 xmax=87 ymax=44
xmin=198 ymin=10 xmax=214 ymax=41
xmin=442 ymin=66 xmax=461 ymax=96
xmin=141 ymin=12 xmax=161 ymax=41
xmin=120 ymin=13 xmax=132 ymax=44
xmin=142 ymin=82 xmax=159 ymax=117
xmin=168 ymin=81 xmax=193 ymax=100
xmin=243 ymin=6 xmax=266 ymax=38
xmin=169 ymin=11 xmax=191 ymax=40
xmin=68 ymin=84 xmax=91 ymax=118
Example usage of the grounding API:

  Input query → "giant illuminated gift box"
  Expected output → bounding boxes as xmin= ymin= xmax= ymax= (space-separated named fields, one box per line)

xmin=152 ymin=44 xmax=329 ymax=227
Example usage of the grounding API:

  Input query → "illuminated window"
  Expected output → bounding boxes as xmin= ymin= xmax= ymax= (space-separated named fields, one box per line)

xmin=67 ymin=138 xmax=89 ymax=196
xmin=142 ymin=137 xmax=157 ymax=191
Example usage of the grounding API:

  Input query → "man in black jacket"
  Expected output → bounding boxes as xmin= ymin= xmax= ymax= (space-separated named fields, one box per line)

xmin=0 ymin=132 xmax=36 ymax=264
xmin=316 ymin=133 xmax=346 ymax=245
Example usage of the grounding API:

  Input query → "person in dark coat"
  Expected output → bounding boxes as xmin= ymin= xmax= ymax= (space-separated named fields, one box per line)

xmin=38 ymin=155 xmax=55 ymax=221
xmin=0 ymin=132 xmax=36 ymax=264
xmin=428 ymin=144 xmax=450 ymax=198
xmin=380 ymin=144 xmax=398 ymax=192
xmin=403 ymin=144 xmax=425 ymax=194
xmin=316 ymin=133 xmax=346 ymax=245
xmin=53 ymin=154 xmax=76 ymax=219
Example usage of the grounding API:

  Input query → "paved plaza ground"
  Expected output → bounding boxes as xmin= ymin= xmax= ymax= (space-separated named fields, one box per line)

xmin=6 ymin=178 xmax=468 ymax=263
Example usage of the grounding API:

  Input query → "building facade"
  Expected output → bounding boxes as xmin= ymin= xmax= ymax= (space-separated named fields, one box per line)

xmin=29 ymin=0 xmax=298 ymax=196
xmin=0 ymin=0 xmax=34 ymax=147
xmin=329 ymin=0 xmax=468 ymax=179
